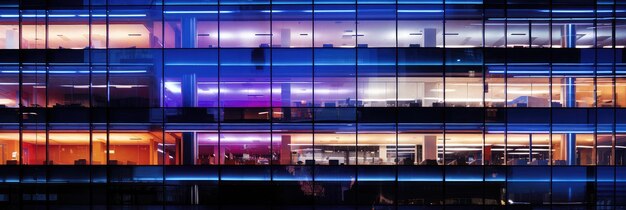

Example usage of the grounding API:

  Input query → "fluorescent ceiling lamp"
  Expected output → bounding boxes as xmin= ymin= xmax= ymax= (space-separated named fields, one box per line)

xmin=164 ymin=11 xmax=233 ymax=14
xmin=302 ymin=10 xmax=355 ymax=13
xmin=397 ymin=9 xmax=443 ymax=13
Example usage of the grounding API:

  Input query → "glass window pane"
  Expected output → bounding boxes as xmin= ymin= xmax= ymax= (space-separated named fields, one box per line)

xmin=357 ymin=5 xmax=395 ymax=47
xmin=445 ymin=5 xmax=483 ymax=48
xmin=398 ymin=5 xmax=443 ymax=48
xmin=0 ymin=8 xmax=18 ymax=49
xmin=314 ymin=5 xmax=356 ymax=48
xmin=272 ymin=49 xmax=313 ymax=107
xmin=164 ymin=6 xmax=218 ymax=48
xmin=48 ymin=10 xmax=89 ymax=49
xmin=220 ymin=49 xmax=271 ymax=107
xmin=358 ymin=48 xmax=396 ymax=107
xmin=164 ymin=49 xmax=218 ymax=107
xmin=314 ymin=49 xmax=356 ymax=107
xmin=219 ymin=6 xmax=270 ymax=48
xmin=108 ymin=6 xmax=163 ymax=49
xmin=271 ymin=5 xmax=312 ymax=48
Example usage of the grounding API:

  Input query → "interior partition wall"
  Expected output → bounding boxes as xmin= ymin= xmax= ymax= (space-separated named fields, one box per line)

xmin=0 ymin=0 xmax=625 ymax=209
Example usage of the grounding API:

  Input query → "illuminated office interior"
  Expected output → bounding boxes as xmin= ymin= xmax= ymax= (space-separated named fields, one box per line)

xmin=0 ymin=0 xmax=626 ymax=209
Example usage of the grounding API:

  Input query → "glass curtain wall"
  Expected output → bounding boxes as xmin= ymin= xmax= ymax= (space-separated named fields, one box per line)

xmin=0 ymin=0 xmax=621 ymax=168
xmin=0 ymin=0 xmax=623 ymax=208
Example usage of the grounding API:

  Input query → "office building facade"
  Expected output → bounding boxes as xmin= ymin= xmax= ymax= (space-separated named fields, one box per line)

xmin=0 ymin=0 xmax=625 ymax=209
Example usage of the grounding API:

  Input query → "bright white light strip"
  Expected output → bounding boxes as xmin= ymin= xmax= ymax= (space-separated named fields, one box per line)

xmin=0 ymin=83 xmax=42 ymax=85
xmin=78 ymin=14 xmax=147 ymax=17
xmin=2 ymin=14 xmax=146 ymax=18
xmin=290 ymin=144 xmax=416 ymax=146
xmin=302 ymin=10 xmax=355 ymax=13
xmin=164 ymin=82 xmax=181 ymax=93
xmin=397 ymin=9 xmax=443 ymax=13
xmin=506 ymin=90 xmax=550 ymax=94
xmin=0 ymin=99 xmax=15 ymax=104
xmin=437 ymin=148 xmax=482 ymax=151
xmin=1 ymin=70 xmax=146 ymax=74
xmin=490 ymin=148 xmax=515 ymax=151
xmin=422 ymin=97 xmax=486 ymax=102
xmin=514 ymin=148 xmax=551 ymax=151
xmin=539 ymin=9 xmax=624 ymax=13
xmin=507 ymin=152 xmax=539 ymax=155
xmin=108 ymin=14 xmax=147 ymax=17
xmin=164 ymin=11 xmax=233 ymax=14
xmin=496 ymin=144 xmax=550 ymax=147
xmin=261 ymin=10 xmax=285 ymax=13
xmin=440 ymin=144 xmax=487 ymax=147
xmin=48 ymin=15 xmax=78 ymax=17
xmin=430 ymin=89 xmax=455 ymax=92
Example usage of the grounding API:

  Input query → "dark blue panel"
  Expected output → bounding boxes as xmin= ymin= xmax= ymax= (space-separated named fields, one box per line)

xmin=221 ymin=166 xmax=271 ymax=181
xmin=445 ymin=166 xmax=483 ymax=182
xmin=166 ymin=0 xmax=217 ymax=5
xmin=165 ymin=166 xmax=219 ymax=182
xmin=315 ymin=166 xmax=356 ymax=182
xmin=358 ymin=166 xmax=396 ymax=181
xmin=398 ymin=166 xmax=443 ymax=182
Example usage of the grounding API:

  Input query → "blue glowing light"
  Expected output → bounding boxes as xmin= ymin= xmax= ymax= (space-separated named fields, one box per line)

xmin=0 ymin=70 xmax=147 ymax=74
xmin=0 ymin=174 xmax=621 ymax=183
xmin=165 ymin=176 xmax=219 ymax=181
xmin=303 ymin=9 xmax=356 ymax=13
xmin=397 ymin=9 xmax=444 ymax=13
xmin=489 ymin=70 xmax=598 ymax=75
xmin=539 ymin=9 xmax=623 ymax=13
xmin=164 ymin=11 xmax=233 ymax=14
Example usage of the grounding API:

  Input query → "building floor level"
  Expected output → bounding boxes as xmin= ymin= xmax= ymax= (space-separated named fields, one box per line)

xmin=1 ymin=0 xmax=626 ymax=208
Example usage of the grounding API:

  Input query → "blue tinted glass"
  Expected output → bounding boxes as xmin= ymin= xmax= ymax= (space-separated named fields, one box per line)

xmin=447 ymin=0 xmax=483 ymax=3
xmin=314 ymin=0 xmax=356 ymax=4
xmin=314 ymin=166 xmax=355 ymax=181
xmin=399 ymin=0 xmax=443 ymax=4
xmin=552 ymin=167 xmax=594 ymax=204
xmin=166 ymin=0 xmax=217 ymax=5
xmin=445 ymin=167 xmax=483 ymax=181
xmin=358 ymin=167 xmax=396 ymax=181
xmin=220 ymin=49 xmax=270 ymax=107
xmin=272 ymin=0 xmax=312 ymax=4
xmin=221 ymin=0 xmax=269 ymax=5
xmin=165 ymin=166 xmax=219 ymax=181
xmin=273 ymin=166 xmax=313 ymax=181
xmin=108 ymin=0 xmax=163 ymax=5
xmin=358 ymin=0 xmax=395 ymax=4
xmin=398 ymin=166 xmax=443 ymax=181
xmin=164 ymin=49 xmax=219 ymax=107
xmin=221 ymin=166 xmax=271 ymax=181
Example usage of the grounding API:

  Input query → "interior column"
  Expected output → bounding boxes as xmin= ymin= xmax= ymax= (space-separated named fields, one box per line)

xmin=182 ymin=74 xmax=198 ymax=165
xmin=280 ymin=135 xmax=292 ymax=165
xmin=423 ymin=28 xmax=437 ymax=48
xmin=281 ymin=83 xmax=292 ymax=119
xmin=422 ymin=135 xmax=437 ymax=163
xmin=561 ymin=24 xmax=577 ymax=165
xmin=5 ymin=29 xmax=17 ymax=49
xmin=280 ymin=28 xmax=291 ymax=47
xmin=181 ymin=17 xmax=197 ymax=48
